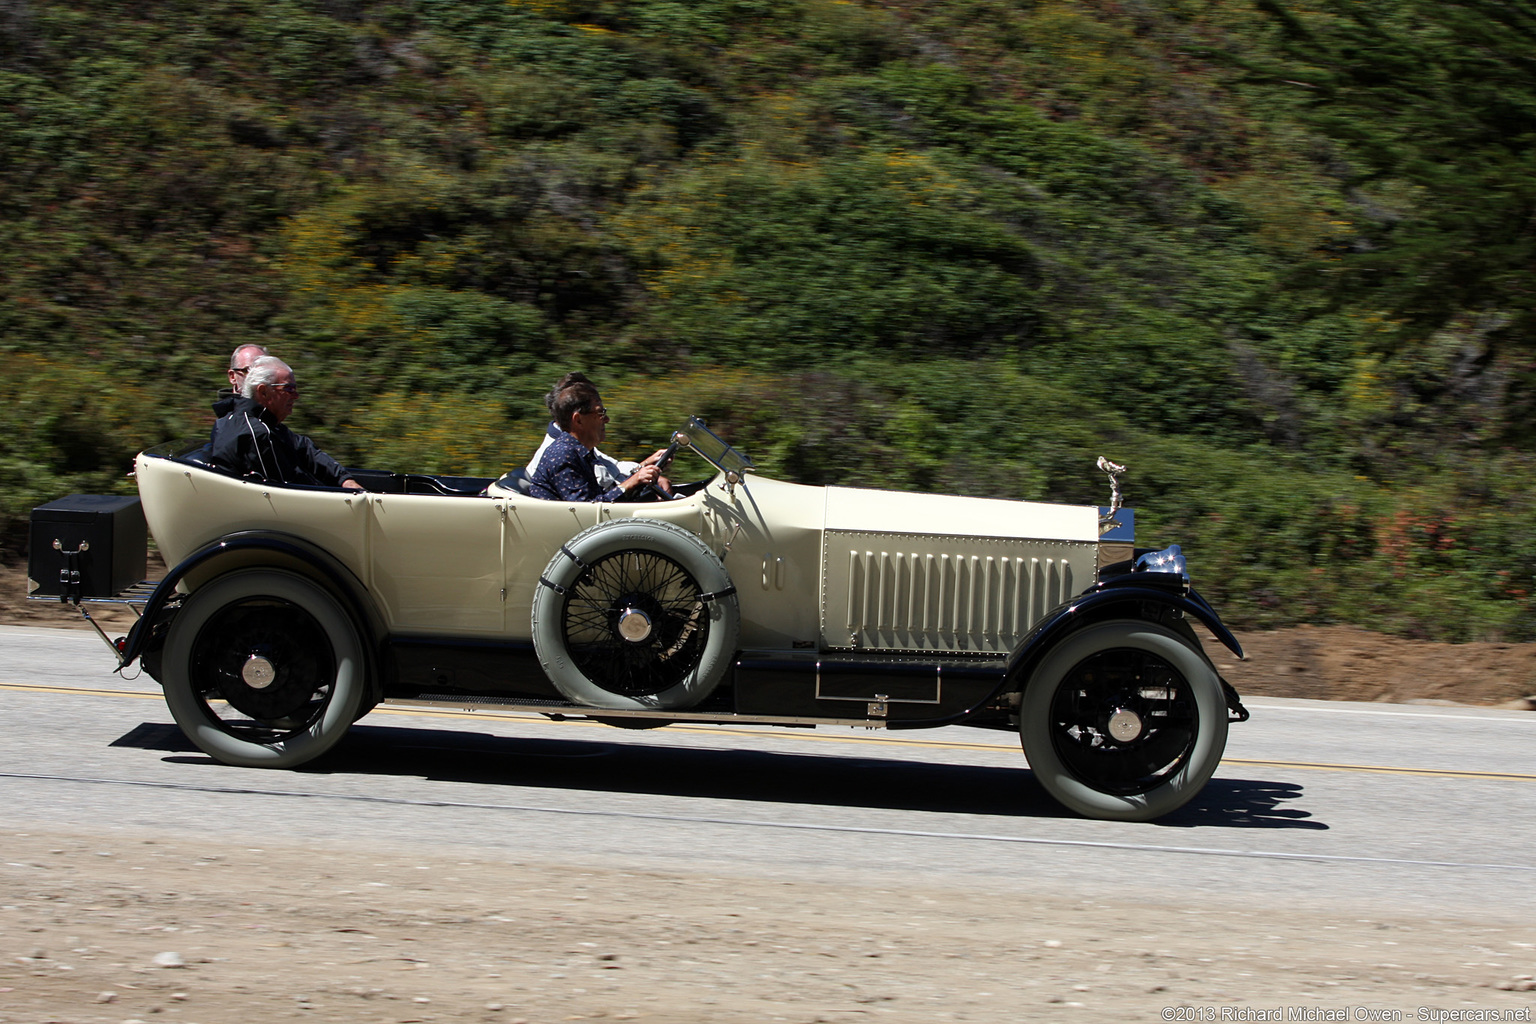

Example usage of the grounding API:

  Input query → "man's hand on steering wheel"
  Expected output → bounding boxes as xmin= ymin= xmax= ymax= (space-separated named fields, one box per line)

xmin=634 ymin=442 xmax=680 ymax=498
xmin=622 ymin=463 xmax=661 ymax=493
xmin=642 ymin=444 xmax=677 ymax=470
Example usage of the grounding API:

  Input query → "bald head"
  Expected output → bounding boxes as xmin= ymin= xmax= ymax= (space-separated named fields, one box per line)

xmin=227 ymin=344 xmax=270 ymax=389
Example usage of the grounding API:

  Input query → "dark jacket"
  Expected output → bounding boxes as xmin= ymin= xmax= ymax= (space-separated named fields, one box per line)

xmin=209 ymin=389 xmax=237 ymax=443
xmin=209 ymin=396 xmax=354 ymax=488
xmin=527 ymin=429 xmax=626 ymax=503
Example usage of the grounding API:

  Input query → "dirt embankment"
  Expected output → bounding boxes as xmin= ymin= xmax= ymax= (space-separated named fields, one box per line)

xmin=5 ymin=557 xmax=1534 ymax=709
xmin=1195 ymin=625 xmax=1536 ymax=709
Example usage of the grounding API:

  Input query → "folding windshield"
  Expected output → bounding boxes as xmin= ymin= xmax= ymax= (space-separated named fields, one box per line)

xmin=673 ymin=417 xmax=754 ymax=478
xmin=142 ymin=438 xmax=212 ymax=461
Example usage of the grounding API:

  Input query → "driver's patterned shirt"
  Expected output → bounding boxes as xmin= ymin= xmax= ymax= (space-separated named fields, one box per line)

xmin=528 ymin=429 xmax=626 ymax=503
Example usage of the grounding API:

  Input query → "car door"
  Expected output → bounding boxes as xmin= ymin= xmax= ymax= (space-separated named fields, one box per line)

xmin=366 ymin=493 xmax=506 ymax=635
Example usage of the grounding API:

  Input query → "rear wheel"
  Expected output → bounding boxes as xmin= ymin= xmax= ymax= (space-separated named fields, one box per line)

xmin=1019 ymin=619 xmax=1227 ymax=821
xmin=161 ymin=570 xmax=367 ymax=768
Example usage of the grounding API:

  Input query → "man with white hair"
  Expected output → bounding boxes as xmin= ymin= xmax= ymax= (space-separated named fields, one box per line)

xmin=209 ymin=355 xmax=362 ymax=490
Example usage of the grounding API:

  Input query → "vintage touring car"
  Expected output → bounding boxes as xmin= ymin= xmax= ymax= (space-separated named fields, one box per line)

xmin=29 ymin=418 xmax=1248 ymax=821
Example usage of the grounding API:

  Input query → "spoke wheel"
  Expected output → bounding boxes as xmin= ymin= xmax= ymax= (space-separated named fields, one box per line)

xmin=532 ymin=518 xmax=739 ymax=710
xmin=162 ymin=570 xmax=367 ymax=768
xmin=1020 ymin=619 xmax=1227 ymax=821
xmin=561 ymin=550 xmax=710 ymax=698
xmin=1047 ymin=648 xmax=1198 ymax=796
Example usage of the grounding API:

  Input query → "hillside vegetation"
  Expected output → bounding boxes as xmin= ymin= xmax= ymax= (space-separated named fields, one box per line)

xmin=2 ymin=0 xmax=1533 ymax=640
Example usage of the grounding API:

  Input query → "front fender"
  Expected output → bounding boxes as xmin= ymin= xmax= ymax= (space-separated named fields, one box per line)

xmin=121 ymin=532 xmax=382 ymax=687
xmin=1005 ymin=575 xmax=1244 ymax=686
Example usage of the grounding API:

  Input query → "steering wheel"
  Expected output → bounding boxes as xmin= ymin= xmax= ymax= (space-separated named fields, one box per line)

xmin=642 ymin=437 xmax=682 ymax=501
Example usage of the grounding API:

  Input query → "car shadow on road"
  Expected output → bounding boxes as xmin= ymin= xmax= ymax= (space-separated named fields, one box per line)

xmin=1152 ymin=778 xmax=1325 ymax=829
xmin=113 ymin=721 xmax=1325 ymax=830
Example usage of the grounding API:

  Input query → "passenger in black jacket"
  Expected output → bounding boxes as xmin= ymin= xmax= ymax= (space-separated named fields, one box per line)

xmin=209 ymin=356 xmax=362 ymax=490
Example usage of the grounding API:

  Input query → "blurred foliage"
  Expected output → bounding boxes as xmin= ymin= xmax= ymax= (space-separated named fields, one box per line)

xmin=2 ymin=0 xmax=1534 ymax=642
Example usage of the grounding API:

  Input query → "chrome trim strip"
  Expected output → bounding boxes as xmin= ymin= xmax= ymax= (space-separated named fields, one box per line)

xmin=381 ymin=696 xmax=886 ymax=727
xmin=812 ymin=662 xmax=944 ymax=705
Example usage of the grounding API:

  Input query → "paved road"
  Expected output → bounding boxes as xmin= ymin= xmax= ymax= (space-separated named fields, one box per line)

xmin=3 ymin=624 xmax=1535 ymax=923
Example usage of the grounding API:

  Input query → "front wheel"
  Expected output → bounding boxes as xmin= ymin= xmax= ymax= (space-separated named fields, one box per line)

xmin=1019 ymin=619 xmax=1228 ymax=821
xmin=161 ymin=569 xmax=368 ymax=768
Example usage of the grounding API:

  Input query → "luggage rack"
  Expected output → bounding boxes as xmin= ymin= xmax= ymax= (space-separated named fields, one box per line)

xmin=28 ymin=580 xmax=159 ymax=661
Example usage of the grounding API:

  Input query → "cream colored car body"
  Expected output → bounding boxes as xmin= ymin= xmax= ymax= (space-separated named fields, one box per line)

xmin=104 ymin=427 xmax=1247 ymax=823
xmin=136 ymin=453 xmax=1105 ymax=655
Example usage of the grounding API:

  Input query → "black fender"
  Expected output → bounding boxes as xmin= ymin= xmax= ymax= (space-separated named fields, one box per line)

xmin=1000 ymin=574 xmax=1238 ymax=690
xmin=879 ymin=575 xmax=1244 ymax=731
xmin=120 ymin=532 xmax=384 ymax=705
xmin=992 ymin=572 xmax=1248 ymax=723
xmin=1012 ymin=576 xmax=1241 ymax=672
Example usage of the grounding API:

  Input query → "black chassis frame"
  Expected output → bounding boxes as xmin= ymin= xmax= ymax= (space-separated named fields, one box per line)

xmin=117 ymin=524 xmax=1247 ymax=732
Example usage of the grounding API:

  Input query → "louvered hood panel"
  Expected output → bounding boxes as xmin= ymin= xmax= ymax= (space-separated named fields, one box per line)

xmin=816 ymin=487 xmax=1100 ymax=653
xmin=821 ymin=532 xmax=1092 ymax=652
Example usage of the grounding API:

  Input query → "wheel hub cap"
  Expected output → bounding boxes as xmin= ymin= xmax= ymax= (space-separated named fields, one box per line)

xmin=1107 ymin=707 xmax=1143 ymax=743
xmin=241 ymin=654 xmax=277 ymax=689
xmin=616 ymin=607 xmax=653 ymax=643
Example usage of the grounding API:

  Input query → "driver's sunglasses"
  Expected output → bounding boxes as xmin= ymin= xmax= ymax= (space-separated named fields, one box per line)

xmin=266 ymin=383 xmax=298 ymax=394
xmin=232 ymin=365 xmax=253 ymax=375
xmin=584 ymin=406 xmax=609 ymax=420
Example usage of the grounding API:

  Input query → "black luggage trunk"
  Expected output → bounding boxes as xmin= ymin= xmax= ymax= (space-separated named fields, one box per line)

xmin=29 ymin=494 xmax=147 ymax=599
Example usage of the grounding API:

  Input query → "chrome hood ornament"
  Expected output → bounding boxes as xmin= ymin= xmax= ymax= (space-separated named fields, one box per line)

xmin=1097 ymin=456 xmax=1126 ymax=535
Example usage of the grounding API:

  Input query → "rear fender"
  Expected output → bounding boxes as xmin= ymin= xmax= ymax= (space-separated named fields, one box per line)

xmin=122 ymin=532 xmax=383 ymax=703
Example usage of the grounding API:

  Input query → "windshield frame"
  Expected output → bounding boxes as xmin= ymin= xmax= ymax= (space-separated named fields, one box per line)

xmin=672 ymin=417 xmax=754 ymax=479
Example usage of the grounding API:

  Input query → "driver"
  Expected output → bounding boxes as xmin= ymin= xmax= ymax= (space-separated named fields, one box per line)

xmin=526 ymin=372 xmax=637 ymax=491
xmin=527 ymin=383 xmax=671 ymax=502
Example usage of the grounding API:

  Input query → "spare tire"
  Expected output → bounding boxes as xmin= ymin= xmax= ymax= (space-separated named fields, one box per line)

xmin=531 ymin=518 xmax=739 ymax=710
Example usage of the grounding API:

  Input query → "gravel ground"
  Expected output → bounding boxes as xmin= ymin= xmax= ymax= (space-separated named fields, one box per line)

xmin=3 ymin=829 xmax=1534 ymax=1023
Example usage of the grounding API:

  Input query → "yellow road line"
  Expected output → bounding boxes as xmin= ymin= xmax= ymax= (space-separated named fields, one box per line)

xmin=1 ymin=682 xmax=162 ymax=700
xmin=5 ymin=681 xmax=1534 ymax=782
xmin=1219 ymin=758 xmax=1536 ymax=781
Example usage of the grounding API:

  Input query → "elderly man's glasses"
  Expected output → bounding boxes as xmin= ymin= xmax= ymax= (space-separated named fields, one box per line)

xmin=265 ymin=383 xmax=298 ymax=394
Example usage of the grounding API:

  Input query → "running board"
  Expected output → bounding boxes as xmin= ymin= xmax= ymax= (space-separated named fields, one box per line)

xmin=380 ymin=695 xmax=885 ymax=729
